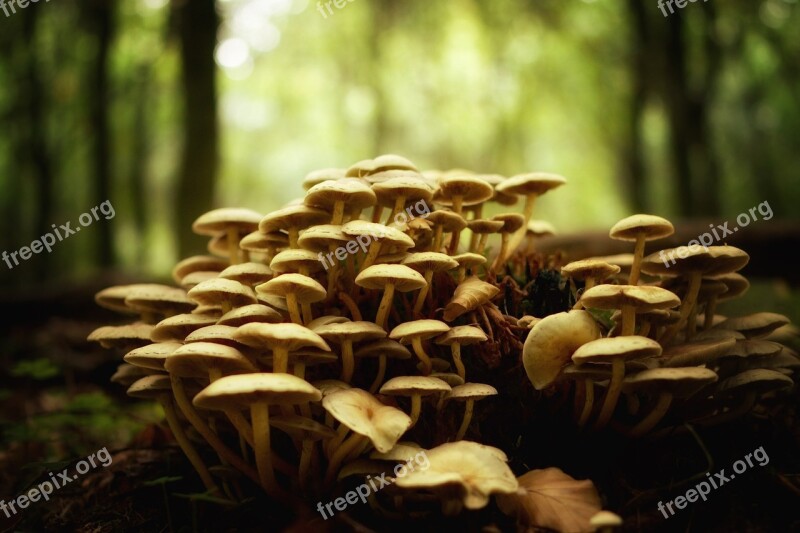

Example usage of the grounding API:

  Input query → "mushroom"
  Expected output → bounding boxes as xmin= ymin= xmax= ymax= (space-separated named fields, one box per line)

xmin=435 ymin=325 xmax=488 ymax=380
xmin=187 ymin=278 xmax=257 ymax=314
xmin=703 ymin=369 xmax=793 ymax=425
xmin=218 ymin=262 xmax=274 ymax=288
xmin=355 ymin=264 xmax=427 ymax=330
xmin=296 ymin=224 xmax=351 ymax=298
xmin=217 ymin=304 xmax=283 ymax=327
xmin=489 ymin=213 xmax=526 ymax=274
xmin=447 ymin=383 xmax=498 ymax=440
xmin=314 ymin=321 xmax=387 ymax=383
xmin=562 ymin=364 xmax=612 ymax=428
xmin=342 ymin=220 xmax=415 ymax=270
xmin=256 ymin=273 xmax=326 ymax=325
xmin=401 ymin=252 xmax=459 ymax=314
xmin=87 ymin=323 xmax=155 ymax=351
xmin=371 ymin=174 xmax=434 ymax=224
xmin=171 ymin=257 xmax=228 ymax=286
xmin=572 ymin=336 xmax=663 ymax=429
xmin=390 ymin=319 xmax=451 ymax=375
xmin=194 ymin=373 xmax=321 ymax=493
xmin=523 ymin=219 xmax=556 ymax=254
xmin=590 ymin=511 xmax=624 ymax=533
xmin=495 ymin=172 xmax=566 ymax=252
xmin=354 ymin=338 xmax=412 ymax=393
xmin=150 ymin=313 xmax=219 ymax=343
xmin=716 ymin=312 xmax=790 ymax=339
xmin=427 ymin=210 xmax=467 ymax=253
xmin=452 ymin=253 xmax=487 ymax=283
xmin=467 ymin=219 xmax=504 ymax=256
xmin=608 ymin=214 xmax=674 ymax=285
xmin=123 ymin=285 xmax=197 ymax=322
xmin=305 ymin=178 xmax=377 ymax=225
xmin=580 ymin=284 xmax=680 ymax=337
xmin=435 ymin=176 xmax=494 ymax=251
xmin=269 ymin=414 xmax=336 ymax=488
xmin=380 ymin=376 xmax=451 ymax=428
xmin=302 ymin=168 xmax=346 ymax=191
xmin=258 ymin=205 xmax=329 ymax=249
xmin=702 ymin=273 xmax=750 ymax=329
xmin=560 ymin=260 xmax=621 ymax=310
xmin=233 ymin=322 xmax=330 ymax=374
xmin=192 ymin=208 xmax=263 ymax=265
xmin=240 ymin=230 xmax=288 ymax=263
xmin=622 ymin=367 xmax=718 ymax=437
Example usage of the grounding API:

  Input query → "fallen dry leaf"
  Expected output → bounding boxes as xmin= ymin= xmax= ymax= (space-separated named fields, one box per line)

xmin=443 ymin=277 xmax=500 ymax=321
xmin=497 ymin=467 xmax=602 ymax=533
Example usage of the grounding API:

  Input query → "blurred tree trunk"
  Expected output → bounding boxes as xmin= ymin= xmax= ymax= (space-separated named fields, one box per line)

xmin=130 ymin=65 xmax=151 ymax=265
xmin=174 ymin=0 xmax=219 ymax=259
xmin=625 ymin=0 xmax=648 ymax=213
xmin=83 ymin=0 xmax=116 ymax=267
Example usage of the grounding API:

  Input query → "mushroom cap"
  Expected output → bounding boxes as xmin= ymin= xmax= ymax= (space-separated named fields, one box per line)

xmin=308 ymin=315 xmax=351 ymax=331
xmin=609 ymin=214 xmax=674 ymax=241
xmin=123 ymin=285 xmax=196 ymax=315
xmin=165 ymin=342 xmax=257 ymax=378
xmin=402 ymin=252 xmax=459 ymax=273
xmin=623 ymin=367 xmax=718 ymax=398
xmin=427 ymin=210 xmax=468 ymax=233
xmin=435 ymin=176 xmax=494 ymax=206
xmin=269 ymin=414 xmax=336 ymax=441
xmin=345 ymin=159 xmax=378 ymax=177
xmin=179 ymin=271 xmax=221 ymax=290
xmin=452 ymin=253 xmax=487 ymax=269
xmin=305 ymin=178 xmax=377 ymax=210
xmin=355 ymin=264 xmax=427 ymax=292
xmin=150 ymin=313 xmax=219 ymax=342
xmin=380 ymin=376 xmax=452 ymax=396
xmin=467 ymin=219 xmax=504 ymax=234
xmin=561 ymin=259 xmax=621 ymax=282
xmin=127 ymin=375 xmax=172 ymax=399
xmin=194 ymin=373 xmax=322 ymax=410
xmin=184 ymin=325 xmax=246 ymax=348
xmin=431 ymin=372 xmax=466 ymax=387
xmin=296 ymin=224 xmax=350 ymax=252
xmin=87 ymin=323 xmax=155 ymax=349
xmin=716 ymin=312 xmax=790 ymax=339
xmin=491 ymin=213 xmax=526 ymax=234
xmin=525 ymin=219 xmax=556 ymax=237
xmin=495 ymin=172 xmax=566 ymax=197
xmin=435 ymin=325 xmax=488 ymax=346
xmin=217 ymin=304 xmax=283 ymax=326
xmin=661 ymin=336 xmax=737 ymax=367
xmin=284 ymin=349 xmax=338 ymax=367
xmin=112 ymin=363 xmax=156 ymax=387
xmin=256 ymin=273 xmax=327 ymax=304
xmin=394 ymin=441 xmax=518 ymax=510
xmin=312 ymin=379 xmax=352 ymax=396
xmin=371 ymin=176 xmax=434 ymax=207
xmin=572 ymin=336 xmax=662 ymax=365
xmin=580 ymin=284 xmax=680 ymax=311
xmin=192 ymin=207 xmax=262 ymax=236
xmin=717 ymin=368 xmax=793 ymax=395
xmin=723 ymin=339 xmax=783 ymax=359
xmin=354 ymin=338 xmax=412 ymax=360
xmin=641 ymin=246 xmax=749 ymax=277
xmin=522 ymin=310 xmax=603 ymax=390
xmin=342 ymin=220 xmax=415 ymax=248
xmin=95 ymin=284 xmax=175 ymax=315
xmin=443 ymin=277 xmax=501 ymax=321
xmin=188 ymin=279 xmax=257 ymax=308
xmin=239 ymin=230 xmax=289 ymax=252
xmin=124 ymin=342 xmax=182 ymax=371
xmin=370 ymin=441 xmax=426 ymax=462
xmin=370 ymin=154 xmax=419 ymax=174
xmin=708 ymin=273 xmax=750 ymax=302
xmin=314 ymin=321 xmax=387 ymax=345
xmin=302 ymin=168 xmax=346 ymax=190
xmin=390 ymin=319 xmax=451 ymax=343
xmin=234 ymin=322 xmax=330 ymax=352
xmin=259 ymin=205 xmax=330 ymax=233
xmin=218 ymin=262 xmax=273 ymax=286
xmin=322 ymin=388 xmax=411 ymax=453
xmin=590 ymin=511 xmax=624 ymax=528
xmin=171 ymin=257 xmax=228 ymax=285
xmin=446 ymin=383 xmax=498 ymax=401
xmin=474 ymin=174 xmax=518 ymax=205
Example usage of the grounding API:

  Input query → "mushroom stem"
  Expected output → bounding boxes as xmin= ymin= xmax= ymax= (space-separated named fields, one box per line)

xmin=476 ymin=233 xmax=490 ymax=255
xmin=226 ymin=227 xmax=240 ymax=265
xmin=577 ymin=380 xmax=595 ymax=428
xmin=507 ymin=193 xmax=537 ymax=254
xmin=324 ymin=433 xmax=368 ymax=486
xmin=491 ymin=234 xmax=510 ymax=274
xmin=432 ymin=226 xmax=444 ymax=252
xmin=451 ymin=343 xmax=465 ymax=380
xmin=594 ymin=358 xmax=625 ymax=429
xmin=408 ymin=394 xmax=422 ymax=427
xmin=387 ymin=196 xmax=406 ymax=224
xmin=704 ymin=295 xmax=718 ymax=330
xmin=301 ymin=303 xmax=314 ymax=325
xmin=287 ymin=228 xmax=300 ymax=248
xmin=371 ymin=204 xmax=384 ymax=223
xmin=413 ymin=270 xmax=434 ymax=314
xmin=159 ymin=396 xmax=221 ymax=496
xmin=251 ymin=400 xmax=280 ymax=493
xmin=621 ymin=304 xmax=636 ymax=336
xmin=572 ymin=277 xmax=597 ymax=310
xmin=375 ymin=283 xmax=396 ymax=330
xmin=338 ymin=291 xmax=363 ymax=321
xmin=454 ymin=399 xmax=475 ymax=440
xmin=332 ymin=201 xmax=345 ymax=225
xmin=208 ymin=368 xmax=256 ymax=448
xmin=662 ymin=271 xmax=702 ymax=344
xmin=285 ymin=292 xmax=302 ymax=325
xmin=361 ymin=242 xmax=383 ymax=269
xmin=411 ymin=337 xmax=433 ymax=375
xmin=629 ymin=393 xmax=673 ymax=437
xmin=456 ymin=266 xmax=467 ymax=283
xmin=272 ymin=347 xmax=290 ymax=374
xmin=628 ymin=233 xmax=647 ymax=285
xmin=447 ymin=197 xmax=465 ymax=253
xmin=298 ymin=438 xmax=314 ymax=488
xmin=340 ymin=341 xmax=356 ymax=383
xmin=326 ymin=250 xmax=340 ymax=302
xmin=221 ymin=301 xmax=233 ymax=314
xmin=369 ymin=355 xmax=387 ymax=393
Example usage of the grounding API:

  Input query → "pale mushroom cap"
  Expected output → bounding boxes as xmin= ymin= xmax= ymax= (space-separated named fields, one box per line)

xmin=124 ymin=342 xmax=183 ymax=371
xmin=431 ymin=372 xmax=466 ymax=387
xmin=193 ymin=373 xmax=322 ymax=410
xmin=150 ymin=313 xmax=219 ymax=342
xmin=127 ymin=375 xmax=172 ymax=399
xmin=641 ymin=245 xmax=749 ymax=277
xmin=171 ymin=257 xmax=228 ymax=285
xmin=590 ymin=511 xmax=623 ymax=528
xmin=526 ymin=219 xmax=556 ymax=237
xmin=322 ymin=388 xmax=412 ymax=453
xmin=609 ymin=214 xmax=674 ymax=241
xmin=354 ymin=338 xmax=412 ymax=360
xmin=112 ymin=363 xmax=156 ymax=386
xmin=394 ymin=441 xmax=518 ymax=510
xmin=346 ymin=158 xmax=378 ymax=177
xmin=495 ymin=172 xmax=566 ymax=196
xmin=522 ymin=310 xmax=603 ymax=390
xmin=467 ymin=219 xmax=504 ymax=234
xmin=179 ymin=271 xmax=220 ymax=290
xmin=708 ymin=272 xmax=750 ymax=301
xmin=427 ymin=210 xmax=468 ymax=232
xmin=95 ymin=284 xmax=175 ymax=315
xmin=234 ymin=322 xmax=331 ymax=352
xmin=302 ymin=168 xmax=346 ymax=190
xmin=371 ymin=154 xmax=419 ymax=173
xmin=187 ymin=278 xmax=257 ymax=308
xmin=371 ymin=176 xmax=434 ymax=207
xmin=436 ymin=176 xmax=494 ymax=206
xmin=314 ymin=321 xmax=388 ymax=344
xmin=390 ymin=319 xmax=451 ymax=343
xmin=581 ymin=284 xmax=680 ymax=311
xmin=492 ymin=213 xmax=526 ymax=234
xmin=256 ymin=273 xmax=327 ymax=304
xmin=192 ymin=207 xmax=263 ymax=236
xmin=447 ymin=383 xmax=498 ymax=401
xmin=402 ymin=252 xmax=459 ymax=273
xmin=723 ymin=339 xmax=783 ymax=359
xmin=184 ymin=325 xmax=245 ymax=348
xmin=88 ymin=323 xmax=155 ymax=348
xmin=435 ymin=325 xmax=488 ymax=346
xmin=217 ymin=304 xmax=283 ymax=326
xmin=124 ymin=285 xmax=196 ymax=315
xmin=452 ymin=253 xmax=487 ymax=269
xmin=307 ymin=315 xmax=351 ymax=331
xmin=370 ymin=441 xmax=426 ymax=462
xmin=296 ymin=224 xmax=350 ymax=252
xmin=165 ymin=342 xmax=257 ymax=378
xmin=717 ymin=368 xmax=794 ymax=395
xmin=443 ymin=277 xmax=501 ymax=322
xmin=258 ymin=205 xmax=330 ymax=234
xmin=561 ymin=260 xmax=621 ymax=281
xmin=623 ymin=367 xmax=718 ymax=398
xmin=661 ymin=336 xmax=737 ymax=367
xmin=312 ymin=379 xmax=352 ymax=396
xmin=380 ymin=376 xmax=452 ymax=396
xmin=341 ymin=220 xmax=415 ymax=248
xmin=305 ymin=178 xmax=377 ymax=210
xmin=239 ymin=230 xmax=288 ymax=252
xmin=218 ymin=262 xmax=273 ymax=286
xmin=572 ymin=336 xmax=662 ymax=365
xmin=716 ymin=312 xmax=790 ymax=339
xmin=355 ymin=264 xmax=427 ymax=292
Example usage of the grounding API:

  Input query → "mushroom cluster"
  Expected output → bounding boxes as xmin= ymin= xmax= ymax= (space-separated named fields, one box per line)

xmin=90 ymin=156 xmax=796 ymax=528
